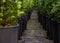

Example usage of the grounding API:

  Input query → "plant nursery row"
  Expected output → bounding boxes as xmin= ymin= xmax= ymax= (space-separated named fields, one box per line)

xmin=0 ymin=0 xmax=60 ymax=43
xmin=0 ymin=0 xmax=34 ymax=43
xmin=34 ymin=0 xmax=60 ymax=43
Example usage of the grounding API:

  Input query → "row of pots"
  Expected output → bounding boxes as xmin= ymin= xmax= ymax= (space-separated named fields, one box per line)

xmin=0 ymin=12 xmax=31 ymax=43
xmin=38 ymin=12 xmax=60 ymax=43
xmin=18 ymin=12 xmax=31 ymax=40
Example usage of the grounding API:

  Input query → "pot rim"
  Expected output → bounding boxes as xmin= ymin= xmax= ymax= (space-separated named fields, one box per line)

xmin=0 ymin=24 xmax=19 ymax=29
xmin=51 ymin=18 xmax=60 ymax=23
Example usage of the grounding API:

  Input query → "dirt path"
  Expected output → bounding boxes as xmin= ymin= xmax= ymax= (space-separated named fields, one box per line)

xmin=18 ymin=11 xmax=53 ymax=43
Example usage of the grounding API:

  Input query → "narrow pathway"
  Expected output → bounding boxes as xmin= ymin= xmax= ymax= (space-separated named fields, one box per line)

xmin=19 ymin=11 xmax=53 ymax=43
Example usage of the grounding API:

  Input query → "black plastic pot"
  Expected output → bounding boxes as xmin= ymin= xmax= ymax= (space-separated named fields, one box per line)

xmin=40 ymin=14 xmax=43 ymax=25
xmin=48 ymin=19 xmax=60 ymax=43
xmin=0 ymin=25 xmax=19 ymax=43
xmin=45 ymin=16 xmax=50 ymax=38
xmin=27 ymin=11 xmax=32 ymax=20
xmin=39 ymin=14 xmax=42 ymax=23
xmin=18 ymin=16 xmax=23 ymax=40
xmin=38 ymin=13 xmax=47 ymax=30
xmin=38 ymin=14 xmax=43 ymax=25
xmin=51 ymin=20 xmax=59 ymax=43
xmin=42 ymin=15 xmax=46 ymax=30
xmin=45 ymin=16 xmax=54 ymax=40
xmin=18 ymin=14 xmax=28 ymax=40
xmin=22 ymin=14 xmax=28 ymax=31
xmin=40 ymin=14 xmax=42 ymax=24
xmin=41 ymin=15 xmax=44 ymax=25
xmin=58 ymin=22 xmax=60 ymax=43
xmin=39 ymin=14 xmax=43 ymax=25
xmin=48 ymin=19 xmax=53 ymax=40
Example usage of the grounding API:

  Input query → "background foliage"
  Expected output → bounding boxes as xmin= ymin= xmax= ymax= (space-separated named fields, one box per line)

xmin=35 ymin=0 xmax=60 ymax=21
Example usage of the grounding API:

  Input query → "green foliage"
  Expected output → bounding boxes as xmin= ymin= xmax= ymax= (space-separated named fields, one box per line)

xmin=50 ymin=1 xmax=60 ymax=21
xmin=22 ymin=0 xmax=34 ymax=13
xmin=0 ymin=0 xmax=24 ymax=26
xmin=35 ymin=0 xmax=60 ymax=21
xmin=0 ymin=0 xmax=34 ymax=26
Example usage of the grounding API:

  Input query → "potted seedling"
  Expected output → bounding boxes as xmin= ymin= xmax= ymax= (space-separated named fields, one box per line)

xmin=0 ymin=0 xmax=24 ymax=43
xmin=50 ymin=1 xmax=60 ymax=43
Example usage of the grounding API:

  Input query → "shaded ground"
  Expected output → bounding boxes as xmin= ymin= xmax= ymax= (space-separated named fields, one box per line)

xmin=18 ymin=11 xmax=54 ymax=43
